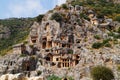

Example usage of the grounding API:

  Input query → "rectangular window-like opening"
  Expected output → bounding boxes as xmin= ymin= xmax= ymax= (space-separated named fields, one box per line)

xmin=32 ymin=39 xmax=36 ymax=43
xmin=45 ymin=49 xmax=49 ymax=52
xmin=42 ymin=37 xmax=47 ymax=41
xmin=42 ymin=42 xmax=46 ymax=49
xmin=65 ymin=63 xmax=67 ymax=67
xmin=45 ymin=23 xmax=49 ymax=31
xmin=77 ymin=46 xmax=81 ymax=49
xmin=63 ymin=63 xmax=64 ymax=67
xmin=62 ymin=44 xmax=66 ymax=47
xmin=48 ymin=41 xmax=52 ymax=48
xmin=56 ymin=58 xmax=59 ymax=61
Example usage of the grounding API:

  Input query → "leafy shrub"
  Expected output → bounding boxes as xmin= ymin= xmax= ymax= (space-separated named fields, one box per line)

xmin=113 ymin=39 xmax=118 ymax=44
xmin=20 ymin=54 xmax=27 ymax=57
xmin=94 ymin=35 xmax=101 ymax=40
xmin=47 ymin=75 xmax=61 ymax=80
xmin=36 ymin=14 xmax=44 ymax=22
xmin=97 ymin=13 xmax=104 ymax=19
xmin=48 ymin=10 xmax=53 ymax=13
xmin=104 ymin=43 xmax=111 ymax=47
xmin=108 ymin=32 xmax=115 ymax=36
xmin=100 ymin=8 xmax=113 ymax=16
xmin=50 ymin=13 xmax=63 ymax=23
xmin=23 ymin=41 xmax=28 ymax=44
xmin=71 ymin=1 xmax=83 ymax=6
xmin=102 ymin=38 xmax=111 ymax=44
xmin=86 ymin=0 xmax=94 ymax=5
xmin=69 ymin=77 xmax=74 ymax=80
xmin=62 ymin=4 xmax=68 ymax=9
xmin=91 ymin=66 xmax=114 ymax=80
xmin=68 ymin=49 xmax=73 ymax=54
xmin=117 ymin=65 xmax=120 ymax=71
xmin=37 ymin=71 xmax=42 ymax=76
xmin=108 ymin=32 xmax=120 ymax=39
xmin=114 ymin=14 xmax=120 ymax=22
xmin=92 ymin=42 xmax=103 ymax=49
xmin=114 ymin=34 xmax=120 ymax=39
xmin=80 ymin=13 xmax=90 ymax=21
xmin=117 ymin=27 xmax=120 ymax=33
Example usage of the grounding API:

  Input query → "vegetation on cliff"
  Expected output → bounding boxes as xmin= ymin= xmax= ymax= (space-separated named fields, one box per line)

xmin=0 ymin=18 xmax=35 ymax=55
xmin=71 ymin=0 xmax=120 ymax=20
xmin=91 ymin=66 xmax=114 ymax=80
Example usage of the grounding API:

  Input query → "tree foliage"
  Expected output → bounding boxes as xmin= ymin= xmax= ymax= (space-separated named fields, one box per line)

xmin=71 ymin=0 xmax=120 ymax=19
xmin=114 ymin=14 xmax=120 ymax=22
xmin=62 ymin=4 xmax=68 ymax=9
xmin=91 ymin=66 xmax=114 ymax=80
xmin=92 ymin=42 xmax=103 ymax=49
xmin=47 ymin=75 xmax=61 ymax=80
xmin=50 ymin=13 xmax=63 ymax=23
xmin=36 ymin=14 xmax=44 ymax=22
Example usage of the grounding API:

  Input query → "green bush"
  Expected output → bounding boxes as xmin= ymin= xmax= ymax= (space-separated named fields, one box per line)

xmin=117 ymin=65 xmax=120 ymax=71
xmin=37 ymin=71 xmax=42 ymax=76
xmin=94 ymin=35 xmax=101 ymax=40
xmin=117 ymin=27 xmax=120 ymax=33
xmin=104 ymin=43 xmax=111 ymax=47
xmin=50 ymin=13 xmax=63 ymax=23
xmin=71 ymin=1 xmax=83 ymax=6
xmin=69 ymin=77 xmax=74 ymax=80
xmin=113 ymin=39 xmax=118 ymax=44
xmin=68 ymin=49 xmax=73 ymax=54
xmin=86 ymin=0 xmax=94 ymax=5
xmin=115 ymin=4 xmax=120 ymax=13
xmin=114 ymin=14 xmax=120 ymax=22
xmin=108 ymin=32 xmax=115 ymax=36
xmin=62 ymin=4 xmax=68 ymax=9
xmin=108 ymin=31 xmax=120 ymax=39
xmin=113 ymin=34 xmax=120 ymax=39
xmin=80 ymin=13 xmax=90 ymax=21
xmin=20 ymin=54 xmax=27 ymax=57
xmin=100 ymin=8 xmax=113 ymax=16
xmin=36 ymin=14 xmax=44 ymax=22
xmin=102 ymin=38 xmax=111 ymax=44
xmin=92 ymin=42 xmax=103 ymax=49
xmin=91 ymin=66 xmax=114 ymax=80
xmin=47 ymin=75 xmax=61 ymax=80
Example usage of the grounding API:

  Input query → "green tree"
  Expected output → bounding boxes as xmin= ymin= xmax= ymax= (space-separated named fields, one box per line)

xmin=62 ymin=4 xmax=68 ymax=9
xmin=47 ymin=75 xmax=61 ymax=80
xmin=50 ymin=13 xmax=63 ymax=23
xmin=91 ymin=66 xmax=114 ymax=80
xmin=92 ymin=42 xmax=103 ymax=49
xmin=114 ymin=14 xmax=120 ymax=22
xmin=36 ymin=14 xmax=44 ymax=22
xmin=104 ymin=43 xmax=111 ymax=47
xmin=117 ymin=27 xmax=120 ymax=33
xmin=94 ymin=35 xmax=101 ymax=40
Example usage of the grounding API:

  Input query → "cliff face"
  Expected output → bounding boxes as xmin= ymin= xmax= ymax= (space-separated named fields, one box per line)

xmin=0 ymin=0 xmax=120 ymax=80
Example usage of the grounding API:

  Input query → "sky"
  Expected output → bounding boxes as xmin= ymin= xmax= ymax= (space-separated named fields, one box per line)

xmin=0 ymin=0 xmax=66 ymax=19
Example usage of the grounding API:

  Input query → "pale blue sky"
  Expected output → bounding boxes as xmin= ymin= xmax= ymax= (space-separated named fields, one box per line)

xmin=0 ymin=0 xmax=66 ymax=19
